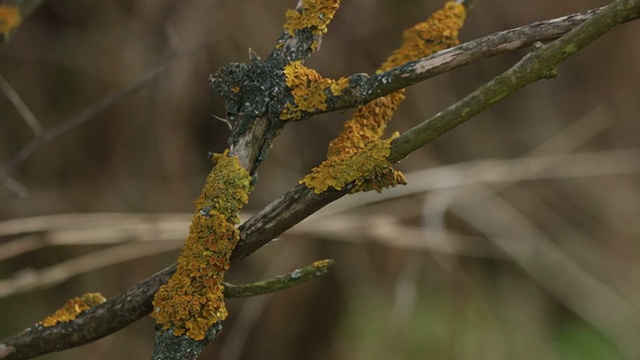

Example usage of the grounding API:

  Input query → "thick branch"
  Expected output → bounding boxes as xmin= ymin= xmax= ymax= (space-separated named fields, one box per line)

xmin=151 ymin=1 xmax=343 ymax=358
xmin=2 ymin=1 xmax=639 ymax=359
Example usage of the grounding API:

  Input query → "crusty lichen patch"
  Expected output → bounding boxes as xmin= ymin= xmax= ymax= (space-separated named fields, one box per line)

xmin=283 ymin=0 xmax=340 ymax=51
xmin=301 ymin=1 xmax=466 ymax=194
xmin=302 ymin=132 xmax=406 ymax=194
xmin=151 ymin=150 xmax=251 ymax=341
xmin=280 ymin=61 xmax=349 ymax=120
xmin=40 ymin=293 xmax=106 ymax=327
xmin=0 ymin=5 xmax=21 ymax=38
xmin=379 ymin=2 xmax=466 ymax=72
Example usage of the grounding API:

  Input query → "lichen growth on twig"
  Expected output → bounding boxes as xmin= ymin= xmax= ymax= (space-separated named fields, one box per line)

xmin=151 ymin=150 xmax=251 ymax=341
xmin=223 ymin=259 xmax=335 ymax=298
xmin=280 ymin=61 xmax=349 ymax=120
xmin=282 ymin=0 xmax=341 ymax=51
xmin=301 ymin=1 xmax=466 ymax=194
xmin=39 ymin=293 xmax=106 ymax=327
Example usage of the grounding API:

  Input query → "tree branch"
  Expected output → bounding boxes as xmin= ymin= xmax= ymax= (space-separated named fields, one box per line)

xmin=2 ymin=1 xmax=639 ymax=359
xmin=150 ymin=1 xmax=343 ymax=357
xmin=290 ymin=5 xmax=639 ymax=119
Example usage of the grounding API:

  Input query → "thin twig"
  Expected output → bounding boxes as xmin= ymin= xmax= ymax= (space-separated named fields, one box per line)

xmin=452 ymin=187 xmax=640 ymax=359
xmin=223 ymin=259 xmax=334 ymax=298
xmin=0 ymin=39 xmax=216 ymax=183
xmin=0 ymin=74 xmax=43 ymax=136
xmin=1 ymin=176 xmax=28 ymax=198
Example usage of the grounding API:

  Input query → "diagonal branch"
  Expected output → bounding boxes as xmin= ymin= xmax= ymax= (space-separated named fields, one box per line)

xmin=2 ymin=1 xmax=639 ymax=359
xmin=291 ymin=5 xmax=638 ymax=119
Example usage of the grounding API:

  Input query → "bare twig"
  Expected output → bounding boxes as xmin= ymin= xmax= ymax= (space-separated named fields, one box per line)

xmin=1 ymin=176 xmax=28 ymax=198
xmin=0 ymin=74 xmax=43 ymax=136
xmin=0 ymin=240 xmax=182 ymax=298
xmin=452 ymin=187 xmax=640 ymax=359
xmin=0 ymin=39 xmax=216 ymax=183
xmin=223 ymin=259 xmax=334 ymax=298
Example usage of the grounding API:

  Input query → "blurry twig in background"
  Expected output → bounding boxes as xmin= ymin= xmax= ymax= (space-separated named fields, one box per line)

xmin=0 ymin=176 xmax=27 ymax=198
xmin=421 ymin=104 xmax=640 ymax=358
xmin=0 ymin=73 xmax=43 ymax=136
xmin=453 ymin=188 xmax=640 ymax=359
xmin=0 ymin=240 xmax=182 ymax=298
xmin=2 ymin=142 xmax=640 ymax=297
xmin=0 ymin=38 xmax=217 ymax=184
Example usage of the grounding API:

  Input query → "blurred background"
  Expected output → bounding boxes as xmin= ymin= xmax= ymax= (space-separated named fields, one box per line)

xmin=1 ymin=0 xmax=639 ymax=359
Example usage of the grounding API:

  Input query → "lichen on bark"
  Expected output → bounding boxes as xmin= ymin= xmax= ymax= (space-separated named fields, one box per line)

xmin=301 ymin=1 xmax=466 ymax=194
xmin=151 ymin=150 xmax=251 ymax=340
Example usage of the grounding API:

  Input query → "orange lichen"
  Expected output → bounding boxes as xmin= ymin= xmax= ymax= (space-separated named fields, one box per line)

xmin=280 ymin=61 xmax=349 ymax=120
xmin=379 ymin=2 xmax=466 ymax=72
xmin=0 ymin=6 xmax=21 ymax=37
xmin=313 ymin=259 xmax=332 ymax=268
xmin=301 ymin=1 xmax=466 ymax=194
xmin=39 ymin=293 xmax=106 ymax=327
xmin=283 ymin=0 xmax=340 ymax=50
xmin=302 ymin=132 xmax=406 ymax=194
xmin=152 ymin=150 xmax=251 ymax=340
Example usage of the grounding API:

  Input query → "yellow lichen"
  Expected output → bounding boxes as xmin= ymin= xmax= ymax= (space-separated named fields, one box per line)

xmin=302 ymin=132 xmax=406 ymax=194
xmin=313 ymin=259 xmax=332 ymax=268
xmin=280 ymin=61 xmax=349 ymax=120
xmin=301 ymin=1 xmax=466 ymax=194
xmin=151 ymin=150 xmax=251 ymax=340
xmin=283 ymin=0 xmax=340 ymax=50
xmin=0 ymin=6 xmax=20 ymax=38
xmin=379 ymin=1 xmax=466 ymax=72
xmin=40 ymin=293 xmax=106 ymax=327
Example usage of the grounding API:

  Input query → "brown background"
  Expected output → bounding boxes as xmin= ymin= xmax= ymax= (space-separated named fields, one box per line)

xmin=1 ymin=0 xmax=639 ymax=359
